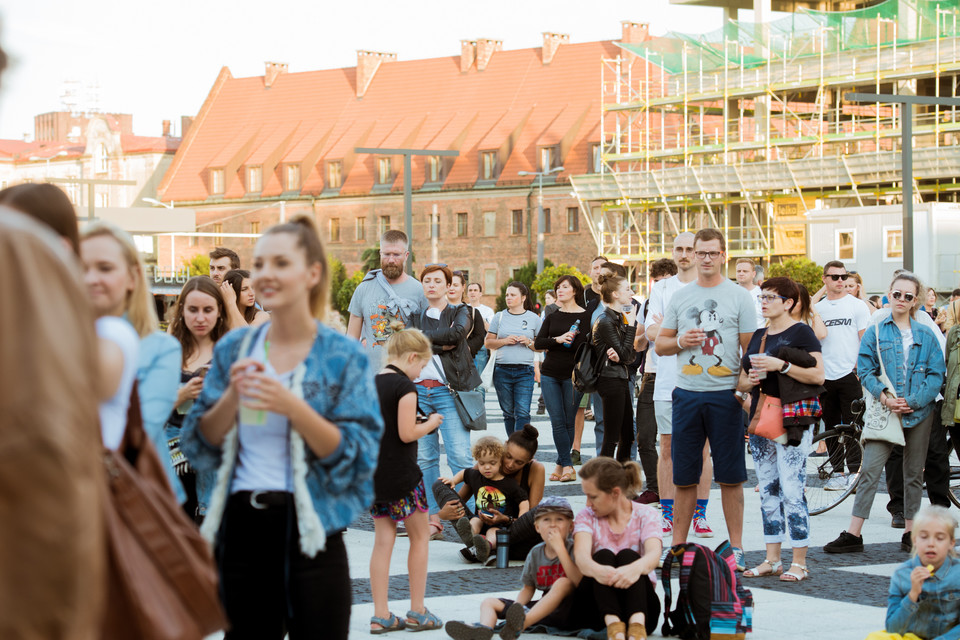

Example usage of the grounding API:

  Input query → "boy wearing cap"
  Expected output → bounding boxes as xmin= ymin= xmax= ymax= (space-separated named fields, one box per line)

xmin=445 ymin=497 xmax=582 ymax=640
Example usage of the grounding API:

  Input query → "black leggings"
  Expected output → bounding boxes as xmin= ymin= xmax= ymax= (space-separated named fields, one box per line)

xmin=597 ymin=378 xmax=635 ymax=463
xmin=432 ymin=479 xmax=538 ymax=560
xmin=218 ymin=493 xmax=351 ymax=640
xmin=585 ymin=548 xmax=660 ymax=632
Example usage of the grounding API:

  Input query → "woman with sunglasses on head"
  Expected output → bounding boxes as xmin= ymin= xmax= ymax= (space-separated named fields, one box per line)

xmin=165 ymin=276 xmax=229 ymax=521
xmin=825 ymin=273 xmax=945 ymax=556
xmin=223 ymin=269 xmax=270 ymax=330
xmin=737 ymin=277 xmax=824 ymax=582
xmin=181 ymin=215 xmax=382 ymax=639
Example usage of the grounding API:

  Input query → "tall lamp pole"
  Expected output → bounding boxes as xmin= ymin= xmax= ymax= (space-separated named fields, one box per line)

xmin=518 ymin=166 xmax=564 ymax=273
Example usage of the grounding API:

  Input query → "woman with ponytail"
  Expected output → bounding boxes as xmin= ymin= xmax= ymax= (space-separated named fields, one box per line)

xmin=574 ymin=457 xmax=662 ymax=640
xmin=181 ymin=215 xmax=382 ymax=639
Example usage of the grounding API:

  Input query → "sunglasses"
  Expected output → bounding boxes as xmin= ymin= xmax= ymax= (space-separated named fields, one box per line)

xmin=758 ymin=293 xmax=787 ymax=303
xmin=425 ymin=263 xmax=448 ymax=268
xmin=825 ymin=274 xmax=850 ymax=281
xmin=891 ymin=290 xmax=916 ymax=302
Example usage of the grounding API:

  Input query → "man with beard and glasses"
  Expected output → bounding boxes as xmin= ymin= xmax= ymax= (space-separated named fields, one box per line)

xmin=348 ymin=229 xmax=427 ymax=368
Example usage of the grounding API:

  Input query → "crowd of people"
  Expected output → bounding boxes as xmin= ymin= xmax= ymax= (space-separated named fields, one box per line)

xmin=7 ymin=170 xmax=960 ymax=640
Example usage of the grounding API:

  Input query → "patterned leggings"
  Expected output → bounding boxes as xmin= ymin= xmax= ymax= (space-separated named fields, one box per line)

xmin=750 ymin=430 xmax=812 ymax=546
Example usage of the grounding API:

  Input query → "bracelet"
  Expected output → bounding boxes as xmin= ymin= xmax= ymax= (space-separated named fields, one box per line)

xmin=676 ymin=335 xmax=683 ymax=350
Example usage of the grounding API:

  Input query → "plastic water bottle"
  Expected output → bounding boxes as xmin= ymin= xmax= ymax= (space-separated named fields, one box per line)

xmin=563 ymin=318 xmax=581 ymax=348
xmin=496 ymin=530 xmax=510 ymax=568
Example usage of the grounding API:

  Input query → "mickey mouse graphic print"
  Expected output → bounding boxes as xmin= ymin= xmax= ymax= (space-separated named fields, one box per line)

xmin=662 ymin=280 xmax=757 ymax=391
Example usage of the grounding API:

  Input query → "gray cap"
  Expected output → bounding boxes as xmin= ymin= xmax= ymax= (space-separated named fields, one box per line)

xmin=535 ymin=496 xmax=574 ymax=520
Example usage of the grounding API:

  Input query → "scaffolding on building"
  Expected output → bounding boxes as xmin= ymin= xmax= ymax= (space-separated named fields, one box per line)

xmin=572 ymin=0 xmax=960 ymax=290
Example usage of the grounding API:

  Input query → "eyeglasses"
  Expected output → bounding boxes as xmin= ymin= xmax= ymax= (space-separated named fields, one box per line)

xmin=758 ymin=293 xmax=787 ymax=303
xmin=425 ymin=263 xmax=448 ymax=268
xmin=694 ymin=251 xmax=723 ymax=260
xmin=825 ymin=273 xmax=850 ymax=281
xmin=891 ymin=290 xmax=916 ymax=302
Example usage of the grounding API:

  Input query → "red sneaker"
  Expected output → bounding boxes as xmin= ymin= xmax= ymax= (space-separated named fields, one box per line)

xmin=662 ymin=517 xmax=673 ymax=536
xmin=693 ymin=517 xmax=714 ymax=538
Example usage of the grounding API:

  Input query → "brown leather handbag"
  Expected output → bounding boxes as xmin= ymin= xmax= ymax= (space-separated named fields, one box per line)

xmin=101 ymin=383 xmax=227 ymax=639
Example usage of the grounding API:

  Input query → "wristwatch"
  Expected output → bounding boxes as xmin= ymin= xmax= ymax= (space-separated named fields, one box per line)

xmin=734 ymin=390 xmax=746 ymax=401
xmin=780 ymin=361 xmax=792 ymax=374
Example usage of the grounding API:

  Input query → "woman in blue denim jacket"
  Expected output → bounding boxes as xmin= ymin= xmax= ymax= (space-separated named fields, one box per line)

xmin=181 ymin=216 xmax=382 ymax=640
xmin=825 ymin=273 xmax=946 ymax=556
xmin=887 ymin=506 xmax=960 ymax=640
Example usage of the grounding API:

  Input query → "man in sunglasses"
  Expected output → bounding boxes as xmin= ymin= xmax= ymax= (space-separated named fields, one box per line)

xmin=815 ymin=261 xmax=872 ymax=493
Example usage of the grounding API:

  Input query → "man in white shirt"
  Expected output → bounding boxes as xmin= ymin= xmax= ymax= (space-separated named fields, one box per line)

xmin=645 ymin=232 xmax=715 ymax=539
xmin=815 ymin=260 xmax=872 ymax=492
xmin=736 ymin=258 xmax=764 ymax=327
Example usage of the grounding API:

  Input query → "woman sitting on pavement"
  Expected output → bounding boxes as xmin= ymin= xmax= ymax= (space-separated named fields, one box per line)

xmin=737 ymin=277 xmax=825 ymax=583
xmin=825 ymin=272 xmax=946 ymax=555
xmin=435 ymin=424 xmax=546 ymax=563
xmin=574 ymin=457 xmax=662 ymax=640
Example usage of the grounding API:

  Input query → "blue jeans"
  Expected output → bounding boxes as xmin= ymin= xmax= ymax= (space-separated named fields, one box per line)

xmin=474 ymin=348 xmax=489 ymax=376
xmin=416 ymin=385 xmax=474 ymax=515
xmin=750 ymin=430 xmax=812 ymax=546
xmin=542 ymin=374 xmax=582 ymax=467
xmin=492 ymin=364 xmax=536 ymax=436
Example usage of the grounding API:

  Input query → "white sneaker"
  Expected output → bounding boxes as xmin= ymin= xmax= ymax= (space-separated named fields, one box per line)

xmin=824 ymin=474 xmax=848 ymax=491
xmin=847 ymin=472 xmax=860 ymax=493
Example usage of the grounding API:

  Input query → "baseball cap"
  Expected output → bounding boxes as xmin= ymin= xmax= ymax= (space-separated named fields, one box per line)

xmin=535 ymin=496 xmax=574 ymax=520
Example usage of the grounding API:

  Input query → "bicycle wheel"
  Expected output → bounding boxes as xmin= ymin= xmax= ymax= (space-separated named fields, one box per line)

xmin=948 ymin=435 xmax=960 ymax=509
xmin=807 ymin=427 xmax=864 ymax=515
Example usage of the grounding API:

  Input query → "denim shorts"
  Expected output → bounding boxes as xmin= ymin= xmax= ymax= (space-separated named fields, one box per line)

xmin=671 ymin=387 xmax=747 ymax=486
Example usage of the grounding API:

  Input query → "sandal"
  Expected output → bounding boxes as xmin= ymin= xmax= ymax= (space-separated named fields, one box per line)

xmin=627 ymin=621 xmax=647 ymax=640
xmin=606 ymin=621 xmax=626 ymax=640
xmin=405 ymin=607 xmax=442 ymax=631
xmin=780 ymin=563 xmax=809 ymax=582
xmin=428 ymin=521 xmax=444 ymax=541
xmin=370 ymin=612 xmax=406 ymax=634
xmin=559 ymin=468 xmax=577 ymax=483
xmin=549 ymin=466 xmax=563 ymax=482
xmin=742 ymin=559 xmax=783 ymax=578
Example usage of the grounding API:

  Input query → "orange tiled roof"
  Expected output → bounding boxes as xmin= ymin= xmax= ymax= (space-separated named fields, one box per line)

xmin=159 ymin=39 xmax=623 ymax=202
xmin=120 ymin=134 xmax=181 ymax=154
xmin=0 ymin=135 xmax=177 ymax=161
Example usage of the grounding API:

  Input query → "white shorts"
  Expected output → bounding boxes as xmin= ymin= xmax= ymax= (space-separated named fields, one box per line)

xmin=655 ymin=401 xmax=673 ymax=435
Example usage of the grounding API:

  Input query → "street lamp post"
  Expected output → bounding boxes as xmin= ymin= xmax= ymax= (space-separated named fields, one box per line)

xmin=518 ymin=166 xmax=564 ymax=273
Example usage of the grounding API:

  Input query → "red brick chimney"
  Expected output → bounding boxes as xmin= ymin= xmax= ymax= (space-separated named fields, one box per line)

xmin=161 ymin=120 xmax=171 ymax=137
xmin=356 ymin=50 xmax=396 ymax=98
xmin=621 ymin=21 xmax=650 ymax=45
xmin=460 ymin=40 xmax=476 ymax=73
xmin=475 ymin=38 xmax=502 ymax=72
xmin=541 ymin=32 xmax=569 ymax=65
xmin=181 ymin=116 xmax=194 ymax=138
xmin=264 ymin=61 xmax=288 ymax=88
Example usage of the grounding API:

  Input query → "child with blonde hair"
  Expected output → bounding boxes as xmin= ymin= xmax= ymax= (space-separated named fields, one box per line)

xmin=369 ymin=329 xmax=444 ymax=632
xmin=882 ymin=505 xmax=960 ymax=640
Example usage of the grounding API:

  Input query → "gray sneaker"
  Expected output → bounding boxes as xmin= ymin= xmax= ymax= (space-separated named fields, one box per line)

xmin=474 ymin=535 xmax=492 ymax=564
xmin=445 ymin=621 xmax=494 ymax=640
xmin=732 ymin=546 xmax=745 ymax=572
xmin=499 ymin=602 xmax=526 ymax=640
xmin=455 ymin=517 xmax=475 ymax=547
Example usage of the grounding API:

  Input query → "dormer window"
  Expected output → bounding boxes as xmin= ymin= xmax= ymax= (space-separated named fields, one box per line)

xmin=481 ymin=151 xmax=498 ymax=180
xmin=377 ymin=157 xmax=393 ymax=184
xmin=539 ymin=146 xmax=557 ymax=173
xmin=209 ymin=169 xmax=225 ymax=195
xmin=247 ymin=166 xmax=262 ymax=193
xmin=427 ymin=155 xmax=442 ymax=182
xmin=327 ymin=160 xmax=343 ymax=189
xmin=285 ymin=164 xmax=300 ymax=191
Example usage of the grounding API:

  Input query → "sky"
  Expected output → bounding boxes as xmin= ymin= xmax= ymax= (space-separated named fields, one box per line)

xmin=0 ymin=0 xmax=731 ymax=140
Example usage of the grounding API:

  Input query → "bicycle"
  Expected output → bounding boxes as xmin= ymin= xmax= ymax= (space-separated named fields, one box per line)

xmin=806 ymin=398 xmax=865 ymax=516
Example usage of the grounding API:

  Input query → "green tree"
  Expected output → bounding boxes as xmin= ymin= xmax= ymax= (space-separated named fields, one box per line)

xmin=766 ymin=257 xmax=823 ymax=294
xmin=328 ymin=257 xmax=348 ymax=314
xmin=495 ymin=259 xmax=553 ymax=311
xmin=531 ymin=264 xmax=591 ymax=300
xmin=335 ymin=271 xmax=365 ymax=321
xmin=181 ymin=253 xmax=210 ymax=277
xmin=360 ymin=247 xmax=380 ymax=273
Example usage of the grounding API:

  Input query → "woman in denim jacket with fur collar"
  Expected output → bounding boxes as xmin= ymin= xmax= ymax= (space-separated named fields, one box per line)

xmin=182 ymin=217 xmax=382 ymax=639
xmin=825 ymin=272 xmax=945 ymax=555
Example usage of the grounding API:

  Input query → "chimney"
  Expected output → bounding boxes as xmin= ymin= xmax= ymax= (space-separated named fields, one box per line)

xmin=264 ymin=61 xmax=288 ymax=88
xmin=460 ymin=40 xmax=476 ymax=73
xmin=621 ymin=21 xmax=650 ymax=45
xmin=161 ymin=119 xmax=171 ymax=137
xmin=541 ymin=32 xmax=569 ymax=65
xmin=356 ymin=50 xmax=396 ymax=98
xmin=181 ymin=116 xmax=194 ymax=138
xmin=475 ymin=38 xmax=502 ymax=72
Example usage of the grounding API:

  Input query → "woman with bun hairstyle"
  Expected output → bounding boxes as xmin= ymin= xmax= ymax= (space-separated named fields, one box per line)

xmin=435 ymin=424 xmax=547 ymax=562
xmin=575 ymin=457 xmax=663 ymax=640
xmin=223 ymin=269 xmax=270 ymax=330
xmin=181 ymin=215 xmax=382 ymax=639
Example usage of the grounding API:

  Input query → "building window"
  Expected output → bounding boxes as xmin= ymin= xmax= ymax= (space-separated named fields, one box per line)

xmin=327 ymin=161 xmax=343 ymax=189
xmin=459 ymin=269 xmax=471 ymax=283
xmin=95 ymin=191 xmax=109 ymax=208
xmin=884 ymin=226 xmax=903 ymax=261
xmin=378 ymin=157 xmax=392 ymax=184
xmin=379 ymin=215 xmax=390 ymax=235
xmin=484 ymin=268 xmax=497 ymax=295
xmin=214 ymin=223 xmax=223 ymax=246
xmin=483 ymin=211 xmax=497 ymax=237
xmin=511 ymin=209 xmax=523 ymax=235
xmin=95 ymin=143 xmax=108 ymax=174
xmin=428 ymin=212 xmax=440 ymax=239
xmin=837 ymin=229 xmax=855 ymax=261
xmin=210 ymin=169 xmax=224 ymax=195
xmin=542 ymin=208 xmax=552 ymax=234
xmin=427 ymin=156 xmax=442 ymax=182
xmin=539 ymin=146 xmax=556 ymax=173
xmin=457 ymin=212 xmax=468 ymax=237
xmin=481 ymin=151 xmax=498 ymax=180
xmin=329 ymin=218 xmax=341 ymax=243
xmin=250 ymin=221 xmax=261 ymax=235
xmin=285 ymin=164 xmax=300 ymax=191
xmin=356 ymin=217 xmax=367 ymax=242
xmin=567 ymin=207 xmax=579 ymax=232
xmin=591 ymin=143 xmax=602 ymax=173
xmin=247 ymin=166 xmax=262 ymax=193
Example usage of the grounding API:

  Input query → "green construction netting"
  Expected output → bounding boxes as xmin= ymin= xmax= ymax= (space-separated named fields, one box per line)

xmin=620 ymin=0 xmax=960 ymax=74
